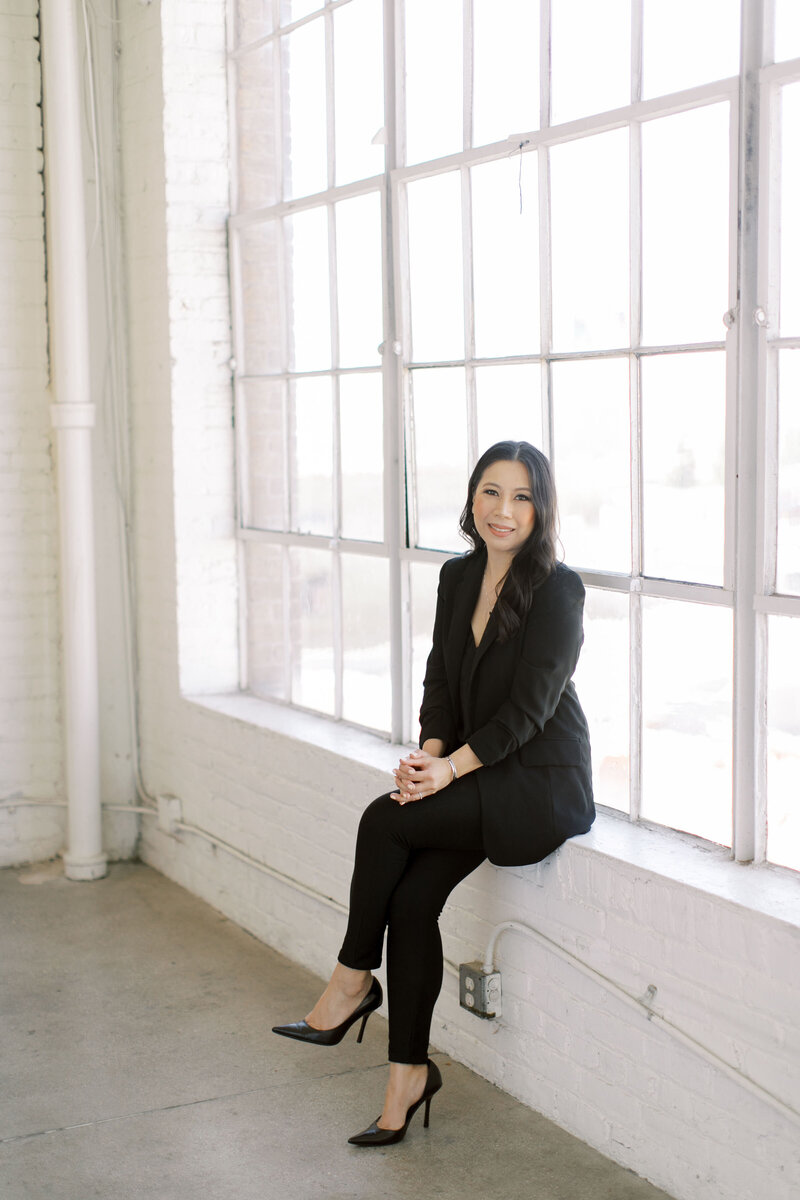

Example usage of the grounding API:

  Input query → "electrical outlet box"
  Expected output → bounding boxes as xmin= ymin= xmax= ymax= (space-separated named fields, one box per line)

xmin=156 ymin=793 xmax=182 ymax=836
xmin=459 ymin=961 xmax=502 ymax=1020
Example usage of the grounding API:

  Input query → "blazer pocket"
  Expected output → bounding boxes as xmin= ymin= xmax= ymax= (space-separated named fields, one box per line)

xmin=519 ymin=737 xmax=584 ymax=767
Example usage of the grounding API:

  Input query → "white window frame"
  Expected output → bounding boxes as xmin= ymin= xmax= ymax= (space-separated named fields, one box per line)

xmin=227 ymin=0 xmax=798 ymax=869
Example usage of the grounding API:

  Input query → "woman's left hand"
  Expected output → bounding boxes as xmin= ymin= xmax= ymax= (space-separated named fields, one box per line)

xmin=390 ymin=750 xmax=452 ymax=804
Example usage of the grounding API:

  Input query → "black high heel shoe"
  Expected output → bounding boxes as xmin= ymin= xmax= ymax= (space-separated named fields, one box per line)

xmin=347 ymin=1058 xmax=442 ymax=1146
xmin=271 ymin=977 xmax=382 ymax=1046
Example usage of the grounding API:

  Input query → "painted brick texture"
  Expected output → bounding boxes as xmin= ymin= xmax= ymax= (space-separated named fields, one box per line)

xmin=0 ymin=1 xmax=65 ymax=866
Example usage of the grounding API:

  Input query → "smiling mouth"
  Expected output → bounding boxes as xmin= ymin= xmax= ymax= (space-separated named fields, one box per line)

xmin=488 ymin=523 xmax=514 ymax=535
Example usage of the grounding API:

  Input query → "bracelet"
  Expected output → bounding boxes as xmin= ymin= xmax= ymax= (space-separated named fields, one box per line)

xmin=446 ymin=756 xmax=458 ymax=782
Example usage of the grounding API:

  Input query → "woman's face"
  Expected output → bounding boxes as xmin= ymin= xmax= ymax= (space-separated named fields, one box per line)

xmin=471 ymin=459 xmax=536 ymax=557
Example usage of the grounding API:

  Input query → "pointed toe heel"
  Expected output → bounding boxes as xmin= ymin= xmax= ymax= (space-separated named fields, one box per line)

xmin=348 ymin=1058 xmax=442 ymax=1147
xmin=271 ymin=977 xmax=382 ymax=1047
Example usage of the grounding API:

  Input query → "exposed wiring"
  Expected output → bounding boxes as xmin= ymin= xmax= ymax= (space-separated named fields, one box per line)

xmin=0 ymin=799 xmax=154 ymax=814
xmin=77 ymin=0 xmax=154 ymax=815
xmin=484 ymin=920 xmax=800 ymax=1128
xmin=173 ymin=820 xmax=348 ymax=916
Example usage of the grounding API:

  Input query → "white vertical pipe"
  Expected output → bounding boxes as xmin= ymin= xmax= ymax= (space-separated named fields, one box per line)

xmin=40 ymin=0 xmax=107 ymax=881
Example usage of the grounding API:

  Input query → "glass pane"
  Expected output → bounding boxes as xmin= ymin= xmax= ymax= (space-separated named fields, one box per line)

xmin=411 ymin=367 xmax=469 ymax=552
xmin=777 ymin=349 xmax=800 ymax=595
xmin=340 ymin=373 xmax=384 ymax=543
xmin=475 ymin=364 xmax=543 ymax=453
xmin=237 ymin=0 xmax=273 ymax=44
xmin=283 ymin=19 xmax=327 ymax=199
xmin=775 ymin=0 xmax=800 ymax=62
xmin=768 ymin=616 xmax=800 ymax=871
xmin=551 ymin=0 xmax=630 ymax=125
xmin=473 ymin=0 xmax=539 ymax=147
xmin=472 ymin=154 xmax=539 ymax=358
xmin=642 ymin=0 xmax=740 ymax=99
xmin=291 ymin=376 xmax=333 ymax=534
xmin=341 ymin=555 xmax=391 ymax=731
xmin=552 ymin=357 xmax=631 ymax=572
xmin=242 ymin=379 xmax=286 ymax=530
xmin=550 ymin=129 xmax=629 ymax=352
xmin=286 ymin=206 xmax=331 ymax=372
xmin=335 ymin=192 xmax=383 ymax=368
xmin=573 ymin=588 xmax=629 ymax=813
xmin=407 ymin=172 xmax=464 ymax=363
xmin=238 ymin=222 xmax=283 ymax=375
xmin=288 ymin=547 xmax=334 ymax=715
xmin=334 ymin=0 xmax=384 ymax=186
xmin=245 ymin=542 xmax=286 ymax=701
xmin=280 ymin=0 xmax=320 ymax=24
xmin=405 ymin=0 xmax=462 ymax=165
xmin=410 ymin=561 xmax=442 ymax=743
xmin=641 ymin=598 xmax=732 ymax=846
xmin=641 ymin=103 xmax=730 ymax=346
xmin=780 ymin=83 xmax=800 ymax=337
xmin=236 ymin=45 xmax=279 ymax=211
xmin=641 ymin=351 xmax=726 ymax=584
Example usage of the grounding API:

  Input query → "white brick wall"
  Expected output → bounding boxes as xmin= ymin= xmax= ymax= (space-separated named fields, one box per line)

xmin=0 ymin=0 xmax=137 ymax=867
xmin=0 ymin=0 xmax=64 ymax=865
xmin=114 ymin=4 xmax=800 ymax=1200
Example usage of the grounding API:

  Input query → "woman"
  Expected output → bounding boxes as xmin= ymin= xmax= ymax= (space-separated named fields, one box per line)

xmin=272 ymin=440 xmax=594 ymax=1145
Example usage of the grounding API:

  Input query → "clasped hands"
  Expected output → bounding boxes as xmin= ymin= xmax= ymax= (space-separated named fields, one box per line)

xmin=390 ymin=750 xmax=452 ymax=805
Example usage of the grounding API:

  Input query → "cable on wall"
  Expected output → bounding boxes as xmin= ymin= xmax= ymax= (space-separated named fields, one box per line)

xmin=483 ymin=920 xmax=800 ymax=1128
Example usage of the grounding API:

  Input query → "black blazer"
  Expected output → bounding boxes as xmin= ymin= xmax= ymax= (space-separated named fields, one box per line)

xmin=419 ymin=549 xmax=594 ymax=867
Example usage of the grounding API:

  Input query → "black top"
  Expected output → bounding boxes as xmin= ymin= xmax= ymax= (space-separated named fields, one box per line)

xmin=457 ymin=628 xmax=478 ymax=745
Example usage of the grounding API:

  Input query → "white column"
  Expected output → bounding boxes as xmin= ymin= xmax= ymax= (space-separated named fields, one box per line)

xmin=41 ymin=0 xmax=107 ymax=881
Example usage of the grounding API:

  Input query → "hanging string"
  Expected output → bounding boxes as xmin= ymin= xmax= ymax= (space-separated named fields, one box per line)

xmin=512 ymin=139 xmax=531 ymax=214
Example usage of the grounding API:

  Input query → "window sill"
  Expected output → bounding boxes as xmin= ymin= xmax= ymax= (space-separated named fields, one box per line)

xmin=188 ymin=691 xmax=800 ymax=932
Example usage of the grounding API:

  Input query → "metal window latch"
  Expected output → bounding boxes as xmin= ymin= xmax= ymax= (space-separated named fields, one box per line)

xmin=753 ymin=307 xmax=768 ymax=327
xmin=723 ymin=309 xmax=736 ymax=328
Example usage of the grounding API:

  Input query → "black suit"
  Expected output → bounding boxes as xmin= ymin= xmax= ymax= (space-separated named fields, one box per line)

xmin=338 ymin=551 xmax=594 ymax=1062
xmin=419 ymin=548 xmax=594 ymax=866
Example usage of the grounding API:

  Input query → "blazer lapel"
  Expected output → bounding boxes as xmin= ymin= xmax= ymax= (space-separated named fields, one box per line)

xmin=444 ymin=549 xmax=485 ymax=710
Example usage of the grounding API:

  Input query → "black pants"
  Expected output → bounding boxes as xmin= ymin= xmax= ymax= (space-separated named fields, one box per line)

xmin=338 ymin=777 xmax=486 ymax=1064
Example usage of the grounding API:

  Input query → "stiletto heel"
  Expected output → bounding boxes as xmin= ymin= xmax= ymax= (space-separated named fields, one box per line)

xmin=272 ymin=977 xmax=382 ymax=1047
xmin=348 ymin=1058 xmax=442 ymax=1147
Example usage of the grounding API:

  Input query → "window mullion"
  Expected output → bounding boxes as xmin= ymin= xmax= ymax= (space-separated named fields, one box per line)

xmin=732 ymin=0 xmax=767 ymax=863
xmin=538 ymin=144 xmax=552 ymax=458
xmin=631 ymin=0 xmax=643 ymax=105
xmin=325 ymin=7 xmax=335 ymax=191
xmin=384 ymin=0 xmax=406 ymax=742
xmin=462 ymin=166 xmax=477 ymax=464
xmin=629 ymin=588 xmax=643 ymax=823
xmin=329 ymin=205 xmax=342 ymax=540
xmin=630 ymin=123 xmax=643 ymax=581
xmin=283 ymin=543 xmax=293 ymax=703
xmin=463 ymin=0 xmax=473 ymax=153
xmin=629 ymin=11 xmax=643 ymax=826
xmin=332 ymin=548 xmax=344 ymax=719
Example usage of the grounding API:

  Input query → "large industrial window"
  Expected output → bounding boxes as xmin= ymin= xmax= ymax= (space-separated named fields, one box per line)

xmin=227 ymin=0 xmax=800 ymax=871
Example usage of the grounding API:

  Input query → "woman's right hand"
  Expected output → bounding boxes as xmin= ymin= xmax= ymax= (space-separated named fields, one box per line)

xmin=391 ymin=749 xmax=455 ymax=804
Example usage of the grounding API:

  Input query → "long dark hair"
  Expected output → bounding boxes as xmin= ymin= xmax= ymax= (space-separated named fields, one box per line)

xmin=459 ymin=440 xmax=559 ymax=642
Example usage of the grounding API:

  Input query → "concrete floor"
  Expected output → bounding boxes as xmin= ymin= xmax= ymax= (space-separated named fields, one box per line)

xmin=0 ymin=861 xmax=673 ymax=1200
